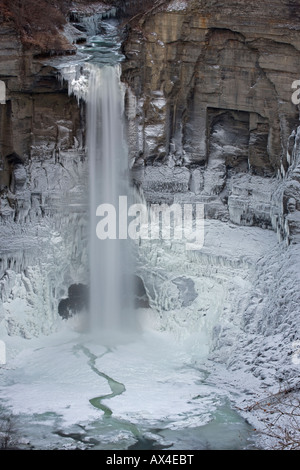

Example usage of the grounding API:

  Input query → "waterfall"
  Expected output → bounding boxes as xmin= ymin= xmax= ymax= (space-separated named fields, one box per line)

xmin=87 ymin=64 xmax=136 ymax=340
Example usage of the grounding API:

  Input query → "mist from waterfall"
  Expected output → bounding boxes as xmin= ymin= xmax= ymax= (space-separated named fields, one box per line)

xmin=87 ymin=64 xmax=136 ymax=340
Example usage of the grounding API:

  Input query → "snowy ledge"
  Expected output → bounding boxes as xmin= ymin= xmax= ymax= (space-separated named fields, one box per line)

xmin=70 ymin=2 xmax=113 ymax=16
xmin=166 ymin=0 xmax=189 ymax=12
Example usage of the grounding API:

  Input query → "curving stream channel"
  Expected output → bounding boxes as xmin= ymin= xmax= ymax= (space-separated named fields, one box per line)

xmin=0 ymin=326 xmax=257 ymax=450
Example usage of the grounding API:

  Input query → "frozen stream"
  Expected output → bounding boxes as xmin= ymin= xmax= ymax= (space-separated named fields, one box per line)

xmin=0 ymin=325 xmax=256 ymax=450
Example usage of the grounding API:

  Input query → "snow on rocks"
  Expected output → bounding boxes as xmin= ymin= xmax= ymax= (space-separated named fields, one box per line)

xmin=166 ymin=0 xmax=189 ymax=12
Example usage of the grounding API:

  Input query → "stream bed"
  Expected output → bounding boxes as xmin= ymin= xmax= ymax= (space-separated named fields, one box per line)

xmin=0 ymin=324 xmax=257 ymax=450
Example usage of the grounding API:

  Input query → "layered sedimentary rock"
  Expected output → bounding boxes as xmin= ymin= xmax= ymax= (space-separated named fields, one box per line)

xmin=122 ymin=0 xmax=300 ymax=240
xmin=0 ymin=18 xmax=86 ymax=222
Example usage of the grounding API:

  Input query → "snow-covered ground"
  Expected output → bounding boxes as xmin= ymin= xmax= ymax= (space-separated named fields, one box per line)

xmin=0 ymin=317 xmax=256 ymax=450
xmin=0 ymin=212 xmax=298 ymax=450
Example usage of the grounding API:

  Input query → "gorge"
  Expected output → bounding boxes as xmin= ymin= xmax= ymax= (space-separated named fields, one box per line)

xmin=0 ymin=0 xmax=300 ymax=451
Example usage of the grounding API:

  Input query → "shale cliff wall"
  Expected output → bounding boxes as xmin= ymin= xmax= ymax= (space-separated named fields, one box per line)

xmin=122 ymin=0 xmax=300 ymax=242
xmin=0 ymin=13 xmax=85 ymax=223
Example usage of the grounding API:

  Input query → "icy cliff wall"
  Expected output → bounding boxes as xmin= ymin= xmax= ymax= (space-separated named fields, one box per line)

xmin=122 ymin=0 xmax=300 ymax=240
xmin=0 ymin=0 xmax=300 ymax=352
xmin=0 ymin=10 xmax=90 ymax=337
xmin=119 ymin=0 xmax=300 ymax=385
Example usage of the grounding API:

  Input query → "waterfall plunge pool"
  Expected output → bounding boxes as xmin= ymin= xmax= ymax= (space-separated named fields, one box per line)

xmin=0 ymin=323 xmax=257 ymax=450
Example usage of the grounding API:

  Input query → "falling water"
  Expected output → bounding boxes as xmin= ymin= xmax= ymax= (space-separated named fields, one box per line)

xmin=87 ymin=63 xmax=136 ymax=339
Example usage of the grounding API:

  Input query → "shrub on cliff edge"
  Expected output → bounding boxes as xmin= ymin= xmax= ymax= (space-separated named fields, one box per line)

xmin=0 ymin=0 xmax=72 ymax=52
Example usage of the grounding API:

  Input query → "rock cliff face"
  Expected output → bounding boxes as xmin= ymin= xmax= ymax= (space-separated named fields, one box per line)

xmin=122 ymin=0 xmax=300 ymax=241
xmin=0 ymin=18 xmax=86 ymax=223
xmin=0 ymin=10 xmax=90 ymax=336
